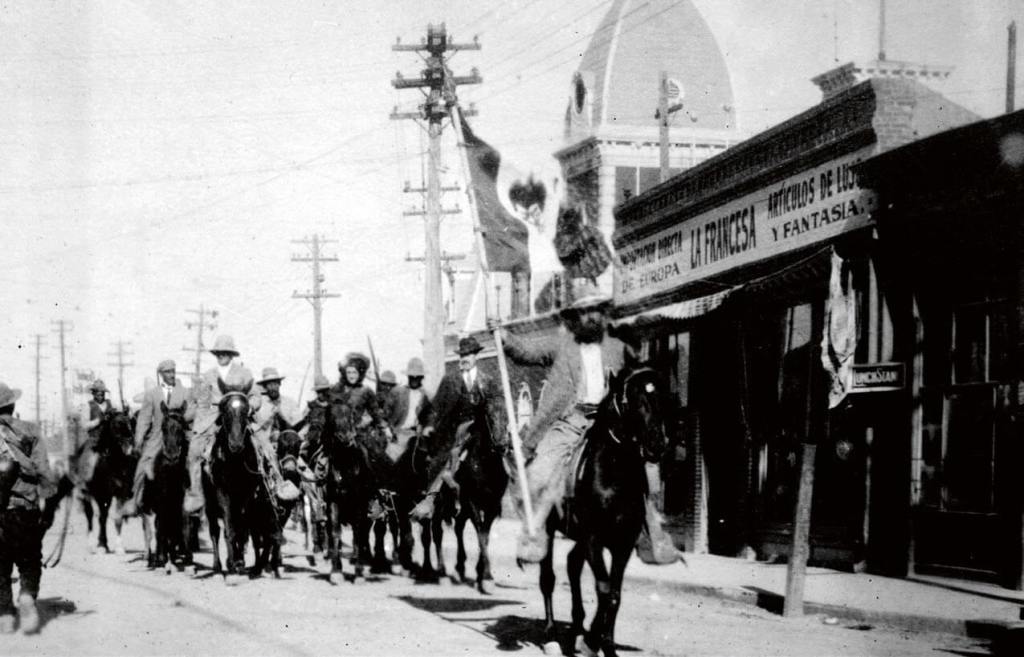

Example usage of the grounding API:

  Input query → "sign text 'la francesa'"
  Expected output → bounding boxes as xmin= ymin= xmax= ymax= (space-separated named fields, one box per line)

xmin=615 ymin=149 xmax=877 ymax=305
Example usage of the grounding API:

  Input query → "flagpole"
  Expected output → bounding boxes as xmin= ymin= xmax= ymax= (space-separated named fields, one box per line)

xmin=452 ymin=108 xmax=536 ymax=537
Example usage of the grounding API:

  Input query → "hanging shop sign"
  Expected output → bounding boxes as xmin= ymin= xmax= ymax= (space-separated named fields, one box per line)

xmin=849 ymin=362 xmax=906 ymax=392
xmin=615 ymin=148 xmax=877 ymax=305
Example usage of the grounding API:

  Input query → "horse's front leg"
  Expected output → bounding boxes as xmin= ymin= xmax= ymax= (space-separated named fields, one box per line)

xmin=453 ymin=512 xmax=468 ymax=584
xmin=600 ymin=542 xmax=631 ymax=657
xmin=474 ymin=510 xmax=496 ymax=594
xmin=112 ymin=501 xmax=127 ymax=555
xmin=371 ymin=519 xmax=390 ymax=574
xmin=431 ymin=512 xmax=446 ymax=579
xmin=206 ymin=508 xmax=222 ymax=575
xmin=326 ymin=500 xmax=344 ymax=585
xmin=540 ymin=528 xmax=557 ymax=638
xmin=96 ymin=499 xmax=111 ymax=553
xmin=568 ymin=542 xmax=587 ymax=637
xmin=418 ymin=518 xmax=435 ymax=580
xmin=581 ymin=537 xmax=611 ymax=657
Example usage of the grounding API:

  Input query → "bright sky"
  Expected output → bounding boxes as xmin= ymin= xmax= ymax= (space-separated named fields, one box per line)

xmin=1 ymin=0 xmax=1020 ymax=421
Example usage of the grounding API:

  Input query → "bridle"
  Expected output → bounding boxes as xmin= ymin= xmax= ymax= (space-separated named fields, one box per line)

xmin=606 ymin=367 xmax=660 ymax=453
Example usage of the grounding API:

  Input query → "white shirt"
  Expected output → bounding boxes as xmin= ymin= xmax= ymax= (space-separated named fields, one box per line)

xmin=217 ymin=362 xmax=233 ymax=382
xmin=160 ymin=382 xmax=175 ymax=404
xmin=578 ymin=343 xmax=606 ymax=405
xmin=462 ymin=366 xmax=478 ymax=390
xmin=402 ymin=388 xmax=424 ymax=430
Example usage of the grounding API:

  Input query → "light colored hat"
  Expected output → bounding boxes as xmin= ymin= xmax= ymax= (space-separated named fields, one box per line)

xmin=378 ymin=370 xmax=397 ymax=385
xmin=0 ymin=382 xmax=22 ymax=408
xmin=157 ymin=359 xmax=176 ymax=373
xmin=209 ymin=335 xmax=239 ymax=356
xmin=257 ymin=367 xmax=284 ymax=385
xmin=563 ymin=279 xmax=612 ymax=313
xmin=90 ymin=379 xmax=109 ymax=393
xmin=312 ymin=374 xmax=331 ymax=391
xmin=405 ymin=357 xmax=425 ymax=377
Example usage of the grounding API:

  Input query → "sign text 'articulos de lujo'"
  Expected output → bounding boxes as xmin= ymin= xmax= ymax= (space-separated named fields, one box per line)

xmin=615 ymin=149 xmax=876 ymax=305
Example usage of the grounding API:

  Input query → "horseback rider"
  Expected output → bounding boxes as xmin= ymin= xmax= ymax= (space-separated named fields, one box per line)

xmin=410 ymin=337 xmax=504 ymax=521
xmin=183 ymin=336 xmax=298 ymax=514
xmin=0 ymin=382 xmax=57 ymax=635
xmin=253 ymin=367 xmax=302 ymax=452
xmin=375 ymin=370 xmax=399 ymax=424
xmin=298 ymin=375 xmax=332 ymax=551
xmin=388 ymin=358 xmax=433 ymax=459
xmin=73 ymin=379 xmax=114 ymax=485
xmin=123 ymin=360 xmax=193 ymax=517
xmin=329 ymin=353 xmax=393 ymax=444
xmin=495 ymin=280 xmax=679 ymax=565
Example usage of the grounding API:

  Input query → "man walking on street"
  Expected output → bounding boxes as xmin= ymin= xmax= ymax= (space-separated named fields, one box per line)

xmin=0 ymin=382 xmax=57 ymax=635
xmin=123 ymin=360 xmax=193 ymax=517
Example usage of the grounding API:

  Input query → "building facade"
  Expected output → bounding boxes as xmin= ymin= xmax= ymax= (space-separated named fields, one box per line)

xmin=610 ymin=73 xmax=979 ymax=576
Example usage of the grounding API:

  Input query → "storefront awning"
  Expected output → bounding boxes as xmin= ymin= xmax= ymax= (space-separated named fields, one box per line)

xmin=613 ymin=287 xmax=737 ymax=328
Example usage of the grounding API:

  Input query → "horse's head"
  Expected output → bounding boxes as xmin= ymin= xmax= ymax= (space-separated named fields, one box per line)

xmin=160 ymin=402 xmax=189 ymax=459
xmin=217 ymin=379 xmax=252 ymax=454
xmin=277 ymin=429 xmax=303 ymax=481
xmin=606 ymin=366 xmax=668 ymax=463
xmin=103 ymin=408 xmax=135 ymax=456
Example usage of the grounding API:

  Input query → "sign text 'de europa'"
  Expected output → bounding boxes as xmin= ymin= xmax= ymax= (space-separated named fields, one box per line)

xmin=615 ymin=149 xmax=877 ymax=305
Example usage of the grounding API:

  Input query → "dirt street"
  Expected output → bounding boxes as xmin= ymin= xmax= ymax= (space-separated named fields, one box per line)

xmin=1 ymin=511 xmax=992 ymax=656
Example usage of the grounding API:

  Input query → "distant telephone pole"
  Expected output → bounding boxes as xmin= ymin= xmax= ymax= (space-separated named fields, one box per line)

xmin=406 ymin=251 xmax=469 ymax=323
xmin=292 ymin=234 xmax=339 ymax=379
xmin=33 ymin=334 xmax=46 ymax=426
xmin=392 ymin=23 xmax=480 ymax=390
xmin=50 ymin=319 xmax=73 ymax=456
xmin=1008 ymin=21 xmax=1017 ymax=114
xmin=107 ymin=340 xmax=134 ymax=406
xmin=183 ymin=305 xmax=218 ymax=381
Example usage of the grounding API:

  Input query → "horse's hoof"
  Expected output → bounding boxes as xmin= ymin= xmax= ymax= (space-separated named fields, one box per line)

xmin=115 ymin=545 xmax=126 ymax=556
xmin=224 ymin=573 xmax=240 ymax=587
xmin=164 ymin=563 xmax=173 ymax=576
xmin=306 ymin=555 xmax=317 ymax=568
xmin=575 ymin=635 xmax=598 ymax=657
xmin=186 ymin=565 xmax=197 ymax=577
xmin=542 ymin=641 xmax=562 ymax=656
xmin=328 ymin=571 xmax=342 ymax=586
xmin=476 ymin=579 xmax=492 ymax=595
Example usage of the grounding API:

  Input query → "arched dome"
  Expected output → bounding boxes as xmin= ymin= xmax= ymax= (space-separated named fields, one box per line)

xmin=566 ymin=0 xmax=735 ymax=140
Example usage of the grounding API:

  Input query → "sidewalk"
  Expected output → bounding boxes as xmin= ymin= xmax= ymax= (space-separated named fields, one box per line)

xmin=483 ymin=518 xmax=1024 ymax=640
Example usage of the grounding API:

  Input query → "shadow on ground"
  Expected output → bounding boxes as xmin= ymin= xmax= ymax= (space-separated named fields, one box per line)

xmin=483 ymin=616 xmax=641 ymax=655
xmin=394 ymin=595 xmax=519 ymax=614
xmin=38 ymin=597 xmax=91 ymax=633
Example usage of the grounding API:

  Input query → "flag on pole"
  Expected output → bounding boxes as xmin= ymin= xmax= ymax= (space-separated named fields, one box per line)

xmin=459 ymin=108 xmax=530 ymax=273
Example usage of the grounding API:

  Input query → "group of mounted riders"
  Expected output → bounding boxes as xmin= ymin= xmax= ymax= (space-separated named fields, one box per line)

xmin=1 ymin=279 xmax=680 ymax=653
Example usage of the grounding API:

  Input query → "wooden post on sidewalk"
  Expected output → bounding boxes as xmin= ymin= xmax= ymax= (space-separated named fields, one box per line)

xmin=784 ymin=442 xmax=817 ymax=617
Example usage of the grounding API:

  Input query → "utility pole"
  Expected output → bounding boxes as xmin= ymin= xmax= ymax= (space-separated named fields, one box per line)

xmin=392 ymin=23 xmax=481 ymax=391
xmin=50 ymin=319 xmax=73 ymax=457
xmin=33 ymin=334 xmax=46 ymax=426
xmin=292 ymin=234 xmax=339 ymax=379
xmin=406 ymin=251 xmax=469 ymax=323
xmin=183 ymin=305 xmax=218 ymax=382
xmin=1008 ymin=21 xmax=1017 ymax=114
xmin=107 ymin=340 xmax=134 ymax=407
xmin=878 ymin=0 xmax=887 ymax=61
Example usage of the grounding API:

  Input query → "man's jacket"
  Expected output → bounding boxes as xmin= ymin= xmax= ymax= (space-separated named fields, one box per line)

xmin=0 ymin=415 xmax=57 ymax=510
xmin=134 ymin=380 xmax=194 ymax=450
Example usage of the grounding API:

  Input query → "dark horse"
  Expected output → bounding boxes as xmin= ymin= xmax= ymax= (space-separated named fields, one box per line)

xmin=143 ymin=403 xmax=193 ymax=574
xmin=254 ymin=427 xmax=305 ymax=577
xmin=539 ymin=366 xmax=669 ymax=657
xmin=44 ymin=408 xmax=137 ymax=554
xmin=416 ymin=395 xmax=509 ymax=593
xmin=203 ymin=382 xmax=276 ymax=580
xmin=305 ymin=402 xmax=376 ymax=584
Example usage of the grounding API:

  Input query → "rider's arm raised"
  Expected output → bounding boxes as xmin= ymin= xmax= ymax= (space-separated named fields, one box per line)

xmin=501 ymin=330 xmax=558 ymax=367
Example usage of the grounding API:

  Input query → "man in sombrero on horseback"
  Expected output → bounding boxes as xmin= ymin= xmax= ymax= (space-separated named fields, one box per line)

xmin=495 ymin=280 xmax=680 ymax=565
xmin=183 ymin=336 xmax=299 ymax=515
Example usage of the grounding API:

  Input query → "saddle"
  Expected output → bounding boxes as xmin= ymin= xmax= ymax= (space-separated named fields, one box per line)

xmin=563 ymin=436 xmax=592 ymax=503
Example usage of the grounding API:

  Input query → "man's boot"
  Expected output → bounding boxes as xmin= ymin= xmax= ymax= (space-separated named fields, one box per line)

xmin=635 ymin=496 xmax=681 ymax=565
xmin=17 ymin=594 xmax=39 ymax=635
xmin=183 ymin=460 xmax=206 ymax=514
